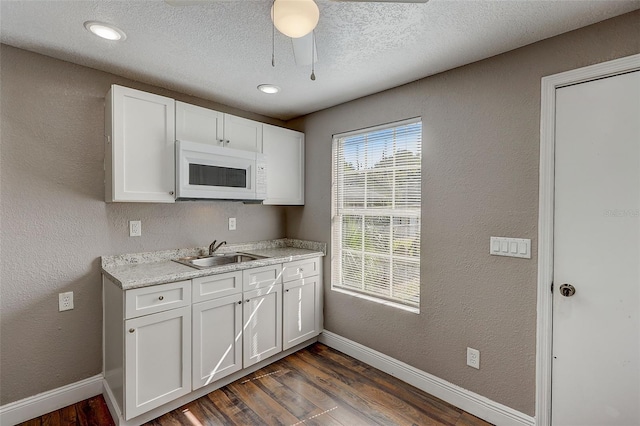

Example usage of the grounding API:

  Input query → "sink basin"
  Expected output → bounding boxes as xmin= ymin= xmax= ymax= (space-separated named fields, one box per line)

xmin=173 ymin=252 xmax=267 ymax=270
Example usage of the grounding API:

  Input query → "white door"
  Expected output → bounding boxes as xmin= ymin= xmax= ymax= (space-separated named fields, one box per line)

xmin=243 ymin=286 xmax=282 ymax=367
xmin=175 ymin=101 xmax=224 ymax=145
xmin=223 ymin=114 xmax=263 ymax=152
xmin=125 ymin=306 xmax=191 ymax=420
xmin=552 ymin=70 xmax=639 ymax=425
xmin=110 ymin=85 xmax=176 ymax=203
xmin=262 ymin=124 xmax=305 ymax=205
xmin=192 ymin=294 xmax=243 ymax=389
xmin=283 ymin=276 xmax=320 ymax=350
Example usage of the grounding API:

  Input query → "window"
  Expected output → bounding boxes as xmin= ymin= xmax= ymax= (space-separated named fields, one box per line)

xmin=331 ymin=118 xmax=422 ymax=311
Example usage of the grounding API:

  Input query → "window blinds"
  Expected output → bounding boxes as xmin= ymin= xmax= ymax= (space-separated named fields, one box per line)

xmin=332 ymin=118 xmax=422 ymax=307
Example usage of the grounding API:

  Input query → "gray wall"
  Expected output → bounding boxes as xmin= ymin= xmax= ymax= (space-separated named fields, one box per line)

xmin=286 ymin=11 xmax=640 ymax=416
xmin=0 ymin=45 xmax=288 ymax=405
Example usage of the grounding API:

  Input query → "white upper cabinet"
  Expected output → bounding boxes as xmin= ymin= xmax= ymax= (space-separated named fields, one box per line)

xmin=175 ymin=102 xmax=262 ymax=152
xmin=262 ymin=124 xmax=305 ymax=205
xmin=223 ymin=114 xmax=263 ymax=152
xmin=105 ymin=85 xmax=176 ymax=203
xmin=175 ymin=101 xmax=223 ymax=145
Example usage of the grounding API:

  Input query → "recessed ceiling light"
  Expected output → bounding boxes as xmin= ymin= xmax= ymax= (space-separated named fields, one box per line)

xmin=84 ymin=21 xmax=126 ymax=41
xmin=257 ymin=84 xmax=281 ymax=94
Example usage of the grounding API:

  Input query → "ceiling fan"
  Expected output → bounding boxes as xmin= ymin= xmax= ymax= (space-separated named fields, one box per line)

xmin=166 ymin=0 xmax=429 ymax=78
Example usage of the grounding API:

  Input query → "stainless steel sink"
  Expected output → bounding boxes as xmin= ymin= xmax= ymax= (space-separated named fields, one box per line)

xmin=173 ymin=252 xmax=267 ymax=270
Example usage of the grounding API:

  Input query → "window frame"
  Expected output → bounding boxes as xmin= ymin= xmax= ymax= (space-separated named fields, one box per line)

xmin=331 ymin=117 xmax=422 ymax=313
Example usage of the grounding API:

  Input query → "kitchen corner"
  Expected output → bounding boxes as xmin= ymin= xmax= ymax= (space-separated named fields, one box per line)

xmin=101 ymin=237 xmax=326 ymax=425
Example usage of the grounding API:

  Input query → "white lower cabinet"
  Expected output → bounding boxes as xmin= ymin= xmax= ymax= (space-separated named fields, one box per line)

xmin=104 ymin=256 xmax=321 ymax=424
xmin=243 ymin=285 xmax=283 ymax=367
xmin=283 ymin=276 xmax=321 ymax=350
xmin=192 ymin=294 xmax=243 ymax=390
xmin=124 ymin=306 xmax=191 ymax=420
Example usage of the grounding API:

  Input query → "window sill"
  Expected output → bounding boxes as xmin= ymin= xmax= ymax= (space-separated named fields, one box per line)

xmin=331 ymin=287 xmax=420 ymax=314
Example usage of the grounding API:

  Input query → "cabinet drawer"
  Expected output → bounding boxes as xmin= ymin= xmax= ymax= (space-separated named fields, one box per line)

xmin=125 ymin=280 xmax=191 ymax=319
xmin=242 ymin=264 xmax=282 ymax=291
xmin=282 ymin=257 xmax=320 ymax=282
xmin=193 ymin=271 xmax=242 ymax=303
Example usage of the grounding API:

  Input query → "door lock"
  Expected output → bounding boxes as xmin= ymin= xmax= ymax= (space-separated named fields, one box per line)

xmin=559 ymin=283 xmax=576 ymax=297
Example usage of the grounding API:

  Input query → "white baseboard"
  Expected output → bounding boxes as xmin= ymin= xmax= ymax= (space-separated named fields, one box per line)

xmin=319 ymin=330 xmax=535 ymax=426
xmin=0 ymin=375 xmax=103 ymax=426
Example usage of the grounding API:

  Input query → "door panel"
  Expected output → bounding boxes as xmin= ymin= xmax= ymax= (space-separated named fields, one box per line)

xmin=553 ymin=71 xmax=639 ymax=425
xmin=243 ymin=285 xmax=282 ymax=367
xmin=125 ymin=306 xmax=191 ymax=420
xmin=192 ymin=294 xmax=243 ymax=389
xmin=283 ymin=277 xmax=319 ymax=350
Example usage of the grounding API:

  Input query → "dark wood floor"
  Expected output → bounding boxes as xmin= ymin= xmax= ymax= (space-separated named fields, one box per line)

xmin=19 ymin=343 xmax=492 ymax=426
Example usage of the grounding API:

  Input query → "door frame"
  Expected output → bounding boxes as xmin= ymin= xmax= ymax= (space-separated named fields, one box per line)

xmin=536 ymin=53 xmax=640 ymax=426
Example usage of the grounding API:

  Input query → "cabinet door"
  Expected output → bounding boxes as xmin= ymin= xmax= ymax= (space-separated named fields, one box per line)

xmin=283 ymin=276 xmax=320 ymax=350
xmin=242 ymin=264 xmax=282 ymax=292
xmin=262 ymin=125 xmax=304 ymax=205
xmin=175 ymin=101 xmax=224 ymax=145
xmin=243 ymin=285 xmax=282 ymax=367
xmin=193 ymin=294 xmax=243 ymax=390
xmin=223 ymin=114 xmax=263 ymax=152
xmin=108 ymin=85 xmax=176 ymax=203
xmin=125 ymin=306 xmax=190 ymax=420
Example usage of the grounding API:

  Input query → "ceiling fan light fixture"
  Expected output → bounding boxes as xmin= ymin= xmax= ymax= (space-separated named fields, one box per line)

xmin=257 ymin=84 xmax=281 ymax=94
xmin=271 ymin=0 xmax=319 ymax=39
xmin=84 ymin=21 xmax=126 ymax=41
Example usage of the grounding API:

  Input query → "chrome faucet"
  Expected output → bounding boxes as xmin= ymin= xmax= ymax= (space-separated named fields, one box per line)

xmin=208 ymin=240 xmax=227 ymax=255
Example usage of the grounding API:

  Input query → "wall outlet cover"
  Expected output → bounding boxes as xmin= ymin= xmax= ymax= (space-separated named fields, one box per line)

xmin=129 ymin=220 xmax=142 ymax=237
xmin=59 ymin=292 xmax=74 ymax=312
xmin=228 ymin=217 xmax=236 ymax=231
xmin=467 ymin=347 xmax=480 ymax=369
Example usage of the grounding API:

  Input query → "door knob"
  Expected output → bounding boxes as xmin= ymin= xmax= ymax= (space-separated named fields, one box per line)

xmin=559 ymin=283 xmax=576 ymax=297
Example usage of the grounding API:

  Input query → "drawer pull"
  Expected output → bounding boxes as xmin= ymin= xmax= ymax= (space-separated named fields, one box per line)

xmin=246 ymin=299 xmax=250 ymax=303
xmin=238 ymin=301 xmax=242 ymax=305
xmin=158 ymin=296 xmax=164 ymax=301
xmin=129 ymin=328 xmax=135 ymax=333
xmin=285 ymin=289 xmax=289 ymax=292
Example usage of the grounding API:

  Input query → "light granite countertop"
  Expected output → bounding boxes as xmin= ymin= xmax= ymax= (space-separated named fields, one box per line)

xmin=101 ymin=239 xmax=326 ymax=290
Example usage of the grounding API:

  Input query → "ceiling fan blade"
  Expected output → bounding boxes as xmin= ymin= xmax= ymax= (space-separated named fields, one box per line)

xmin=292 ymin=32 xmax=317 ymax=66
xmin=331 ymin=0 xmax=428 ymax=3
xmin=165 ymin=0 xmax=244 ymax=6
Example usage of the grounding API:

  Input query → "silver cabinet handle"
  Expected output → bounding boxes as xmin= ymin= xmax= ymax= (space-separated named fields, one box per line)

xmin=129 ymin=328 xmax=135 ymax=333
xmin=169 ymin=191 xmax=174 ymax=196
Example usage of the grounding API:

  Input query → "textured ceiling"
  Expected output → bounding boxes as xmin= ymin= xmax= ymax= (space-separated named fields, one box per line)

xmin=1 ymin=0 xmax=639 ymax=120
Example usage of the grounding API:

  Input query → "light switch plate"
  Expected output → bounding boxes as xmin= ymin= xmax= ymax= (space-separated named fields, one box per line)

xmin=228 ymin=217 xmax=236 ymax=231
xmin=490 ymin=237 xmax=531 ymax=259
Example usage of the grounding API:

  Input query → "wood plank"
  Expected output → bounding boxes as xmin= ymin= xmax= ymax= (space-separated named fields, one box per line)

xmin=19 ymin=419 xmax=42 ymax=426
xmin=226 ymin=379 xmax=300 ymax=425
xmin=205 ymin=387 xmax=264 ymax=425
xmin=59 ymin=403 xmax=78 ymax=425
xmin=294 ymin=348 xmax=456 ymax=426
xmin=282 ymin=354 xmax=415 ymax=425
xmin=251 ymin=373 xmax=319 ymax=419
xmin=309 ymin=344 xmax=463 ymax=425
xmin=270 ymin=360 xmax=378 ymax=426
xmin=41 ymin=410 xmax=61 ymax=426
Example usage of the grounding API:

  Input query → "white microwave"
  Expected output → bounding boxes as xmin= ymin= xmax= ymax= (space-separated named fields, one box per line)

xmin=175 ymin=140 xmax=267 ymax=201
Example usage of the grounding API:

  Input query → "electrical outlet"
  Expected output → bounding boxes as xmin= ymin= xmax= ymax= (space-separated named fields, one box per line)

xmin=129 ymin=220 xmax=141 ymax=237
xmin=467 ymin=347 xmax=480 ymax=369
xmin=228 ymin=217 xmax=236 ymax=231
xmin=59 ymin=292 xmax=74 ymax=312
